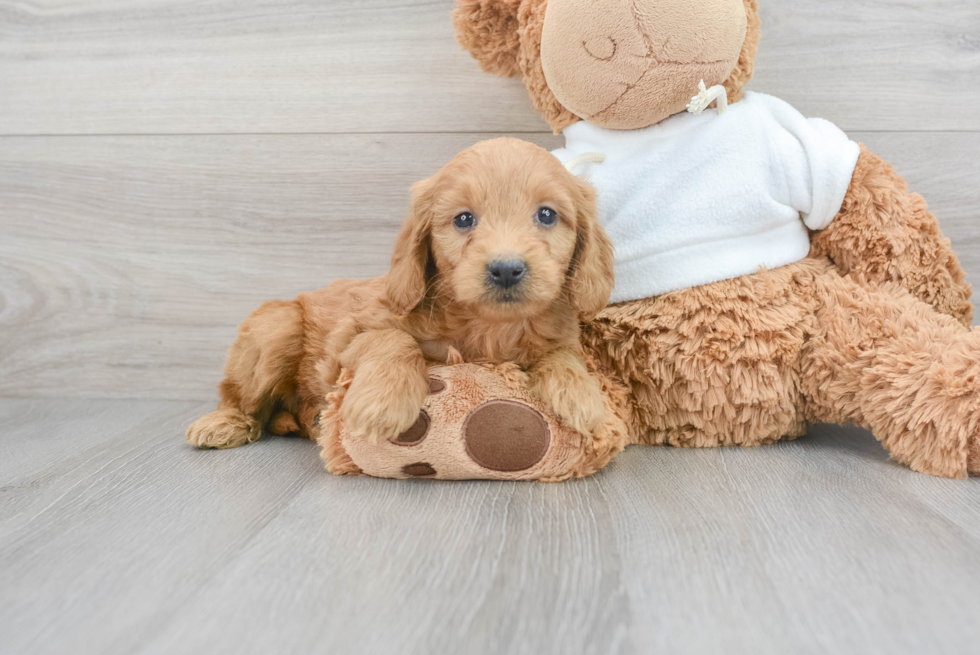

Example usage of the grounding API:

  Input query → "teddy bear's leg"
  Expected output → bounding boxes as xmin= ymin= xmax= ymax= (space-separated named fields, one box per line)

xmin=801 ymin=271 xmax=980 ymax=479
xmin=810 ymin=145 xmax=974 ymax=327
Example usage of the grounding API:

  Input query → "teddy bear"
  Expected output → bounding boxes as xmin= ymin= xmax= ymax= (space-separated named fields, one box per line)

xmin=322 ymin=0 xmax=979 ymax=480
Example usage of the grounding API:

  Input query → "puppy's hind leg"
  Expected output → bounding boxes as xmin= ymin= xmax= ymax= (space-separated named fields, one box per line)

xmin=187 ymin=300 xmax=305 ymax=449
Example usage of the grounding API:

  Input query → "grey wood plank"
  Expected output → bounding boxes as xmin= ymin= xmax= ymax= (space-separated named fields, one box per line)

xmin=1 ymin=131 xmax=976 ymax=400
xmin=811 ymin=423 xmax=980 ymax=544
xmin=0 ymin=399 xmax=327 ymax=655
xmin=602 ymin=429 xmax=980 ymax=655
xmin=0 ymin=0 xmax=545 ymax=135
xmin=140 ymin=471 xmax=633 ymax=655
xmin=0 ymin=398 xmax=200 ymax=532
xmin=4 ymin=400 xmax=978 ymax=655
xmin=0 ymin=0 xmax=977 ymax=135
xmin=754 ymin=0 xmax=980 ymax=131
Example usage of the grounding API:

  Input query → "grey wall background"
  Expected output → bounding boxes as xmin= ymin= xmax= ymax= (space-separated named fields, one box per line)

xmin=1 ymin=0 xmax=978 ymax=400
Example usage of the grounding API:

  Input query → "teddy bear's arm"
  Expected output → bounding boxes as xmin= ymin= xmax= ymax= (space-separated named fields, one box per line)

xmin=810 ymin=145 xmax=974 ymax=327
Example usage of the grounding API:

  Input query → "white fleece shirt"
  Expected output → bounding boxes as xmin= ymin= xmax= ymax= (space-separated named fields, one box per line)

xmin=552 ymin=91 xmax=861 ymax=303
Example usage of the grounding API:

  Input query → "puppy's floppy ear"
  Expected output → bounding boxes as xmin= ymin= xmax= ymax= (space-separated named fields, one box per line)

xmin=453 ymin=0 xmax=524 ymax=77
xmin=385 ymin=177 xmax=437 ymax=317
xmin=567 ymin=178 xmax=614 ymax=321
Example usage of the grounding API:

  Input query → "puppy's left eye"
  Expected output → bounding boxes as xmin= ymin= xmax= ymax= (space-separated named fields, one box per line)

xmin=453 ymin=212 xmax=476 ymax=230
xmin=535 ymin=207 xmax=559 ymax=226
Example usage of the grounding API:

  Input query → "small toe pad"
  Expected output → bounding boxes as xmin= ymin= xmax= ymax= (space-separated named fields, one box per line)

xmin=394 ymin=411 xmax=430 ymax=446
xmin=402 ymin=462 xmax=437 ymax=477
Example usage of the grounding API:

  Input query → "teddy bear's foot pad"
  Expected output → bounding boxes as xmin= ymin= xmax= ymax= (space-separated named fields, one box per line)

xmin=462 ymin=400 xmax=550 ymax=472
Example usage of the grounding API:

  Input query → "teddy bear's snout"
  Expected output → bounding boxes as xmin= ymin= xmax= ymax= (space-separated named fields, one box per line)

xmin=540 ymin=0 xmax=749 ymax=130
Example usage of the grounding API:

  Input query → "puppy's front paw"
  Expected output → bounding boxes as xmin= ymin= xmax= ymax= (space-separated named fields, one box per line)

xmin=551 ymin=387 xmax=605 ymax=438
xmin=342 ymin=370 xmax=428 ymax=444
xmin=534 ymin=373 xmax=605 ymax=439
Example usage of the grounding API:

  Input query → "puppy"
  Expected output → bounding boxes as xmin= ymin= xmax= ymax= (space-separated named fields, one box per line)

xmin=187 ymin=138 xmax=614 ymax=450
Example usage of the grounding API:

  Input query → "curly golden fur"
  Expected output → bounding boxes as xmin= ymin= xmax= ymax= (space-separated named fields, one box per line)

xmin=187 ymin=138 xmax=614 ymax=449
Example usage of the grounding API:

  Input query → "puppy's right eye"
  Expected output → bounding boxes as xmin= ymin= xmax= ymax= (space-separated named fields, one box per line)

xmin=453 ymin=212 xmax=476 ymax=230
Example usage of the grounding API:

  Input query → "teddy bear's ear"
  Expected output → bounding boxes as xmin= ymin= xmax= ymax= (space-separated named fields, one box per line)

xmin=453 ymin=0 xmax=524 ymax=78
xmin=723 ymin=0 xmax=762 ymax=104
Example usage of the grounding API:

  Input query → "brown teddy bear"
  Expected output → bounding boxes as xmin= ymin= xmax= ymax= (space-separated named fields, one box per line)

xmin=324 ymin=0 xmax=979 ymax=480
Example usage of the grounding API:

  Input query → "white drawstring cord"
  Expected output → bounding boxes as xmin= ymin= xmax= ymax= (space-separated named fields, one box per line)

xmin=687 ymin=79 xmax=729 ymax=115
xmin=564 ymin=152 xmax=606 ymax=172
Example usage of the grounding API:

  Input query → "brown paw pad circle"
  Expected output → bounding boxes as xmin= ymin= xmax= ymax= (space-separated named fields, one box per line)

xmin=393 ymin=410 xmax=429 ymax=446
xmin=463 ymin=400 xmax=550 ymax=472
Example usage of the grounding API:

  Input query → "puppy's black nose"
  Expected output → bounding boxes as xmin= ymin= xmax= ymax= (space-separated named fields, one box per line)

xmin=487 ymin=259 xmax=527 ymax=289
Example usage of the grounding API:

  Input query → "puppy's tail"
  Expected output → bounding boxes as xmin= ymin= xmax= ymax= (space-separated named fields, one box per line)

xmin=187 ymin=299 xmax=305 ymax=449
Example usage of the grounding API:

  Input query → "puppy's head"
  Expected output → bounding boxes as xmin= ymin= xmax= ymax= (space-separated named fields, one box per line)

xmin=386 ymin=138 xmax=613 ymax=322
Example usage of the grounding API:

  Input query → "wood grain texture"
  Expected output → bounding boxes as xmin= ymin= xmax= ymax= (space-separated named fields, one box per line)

xmin=0 ymin=399 xmax=327 ymax=655
xmin=753 ymin=0 xmax=980 ymax=131
xmin=1 ymin=131 xmax=977 ymax=399
xmin=0 ymin=0 xmax=978 ymax=135
xmin=1 ymin=400 xmax=979 ymax=655
xmin=2 ymin=2 xmax=979 ymax=653
xmin=0 ymin=132 xmax=558 ymax=400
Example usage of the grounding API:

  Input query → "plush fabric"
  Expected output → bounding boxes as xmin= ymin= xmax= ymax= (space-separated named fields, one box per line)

xmin=552 ymin=92 xmax=861 ymax=301
xmin=455 ymin=0 xmax=761 ymax=133
xmin=453 ymin=0 xmax=524 ymax=77
xmin=540 ymin=0 xmax=748 ymax=129
xmin=317 ymin=362 xmax=629 ymax=481
xmin=810 ymin=146 xmax=974 ymax=327
xmin=584 ymin=256 xmax=980 ymax=479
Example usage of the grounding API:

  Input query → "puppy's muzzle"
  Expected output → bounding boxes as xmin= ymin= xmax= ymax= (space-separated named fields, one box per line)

xmin=486 ymin=259 xmax=527 ymax=289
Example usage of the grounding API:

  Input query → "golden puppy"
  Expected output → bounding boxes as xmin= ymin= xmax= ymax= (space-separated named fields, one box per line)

xmin=187 ymin=138 xmax=614 ymax=450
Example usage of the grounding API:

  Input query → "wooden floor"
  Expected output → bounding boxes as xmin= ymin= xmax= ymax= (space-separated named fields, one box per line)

xmin=3 ymin=401 xmax=980 ymax=654
xmin=2 ymin=1 xmax=980 ymax=653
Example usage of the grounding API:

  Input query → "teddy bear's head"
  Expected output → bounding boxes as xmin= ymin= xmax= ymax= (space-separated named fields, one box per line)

xmin=454 ymin=0 xmax=761 ymax=132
